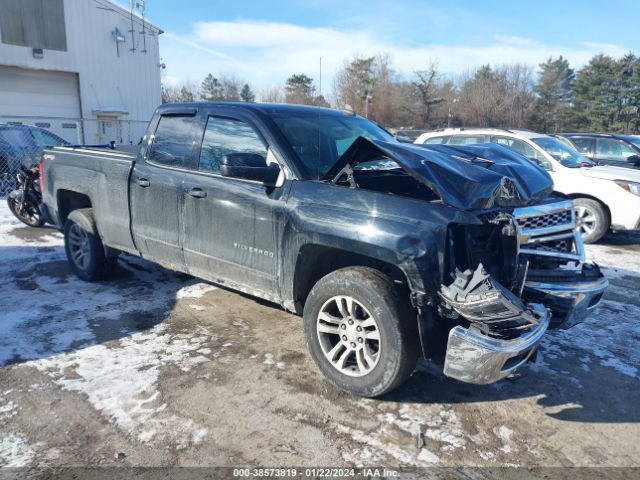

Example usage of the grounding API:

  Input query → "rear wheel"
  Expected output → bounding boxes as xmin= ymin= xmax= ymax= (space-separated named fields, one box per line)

xmin=574 ymin=198 xmax=609 ymax=244
xmin=303 ymin=267 xmax=418 ymax=397
xmin=64 ymin=209 xmax=117 ymax=281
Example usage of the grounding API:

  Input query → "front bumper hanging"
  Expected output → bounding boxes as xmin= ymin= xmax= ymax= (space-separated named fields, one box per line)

xmin=439 ymin=265 xmax=550 ymax=384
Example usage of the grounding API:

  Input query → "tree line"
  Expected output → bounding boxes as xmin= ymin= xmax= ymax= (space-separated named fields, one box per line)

xmin=162 ymin=52 xmax=640 ymax=134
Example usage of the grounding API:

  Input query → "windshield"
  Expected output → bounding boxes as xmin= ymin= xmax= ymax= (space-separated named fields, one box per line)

xmin=269 ymin=112 xmax=395 ymax=179
xmin=531 ymin=136 xmax=591 ymax=168
xmin=625 ymin=136 xmax=640 ymax=150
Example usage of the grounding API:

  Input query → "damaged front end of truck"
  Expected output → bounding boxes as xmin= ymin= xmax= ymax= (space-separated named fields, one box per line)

xmin=327 ymin=137 xmax=608 ymax=384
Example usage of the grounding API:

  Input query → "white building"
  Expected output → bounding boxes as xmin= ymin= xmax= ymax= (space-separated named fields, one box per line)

xmin=0 ymin=0 xmax=163 ymax=144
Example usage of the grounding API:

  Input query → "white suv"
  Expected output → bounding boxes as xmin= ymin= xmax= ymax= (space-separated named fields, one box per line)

xmin=415 ymin=128 xmax=640 ymax=243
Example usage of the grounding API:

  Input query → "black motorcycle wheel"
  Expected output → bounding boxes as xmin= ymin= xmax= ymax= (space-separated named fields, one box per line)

xmin=7 ymin=194 xmax=45 ymax=228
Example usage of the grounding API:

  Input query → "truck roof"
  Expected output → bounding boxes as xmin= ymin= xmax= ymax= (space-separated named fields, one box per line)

xmin=156 ymin=101 xmax=355 ymax=117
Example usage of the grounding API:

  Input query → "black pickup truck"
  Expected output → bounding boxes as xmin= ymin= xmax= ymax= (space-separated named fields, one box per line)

xmin=40 ymin=102 xmax=608 ymax=397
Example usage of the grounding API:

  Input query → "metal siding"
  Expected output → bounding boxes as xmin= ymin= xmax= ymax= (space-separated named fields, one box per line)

xmin=0 ymin=0 xmax=161 ymax=142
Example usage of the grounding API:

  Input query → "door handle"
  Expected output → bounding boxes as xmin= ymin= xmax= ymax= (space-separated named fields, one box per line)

xmin=187 ymin=187 xmax=207 ymax=198
xmin=136 ymin=178 xmax=150 ymax=187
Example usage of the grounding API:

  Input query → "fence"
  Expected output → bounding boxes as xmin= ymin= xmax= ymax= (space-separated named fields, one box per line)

xmin=0 ymin=116 xmax=148 ymax=197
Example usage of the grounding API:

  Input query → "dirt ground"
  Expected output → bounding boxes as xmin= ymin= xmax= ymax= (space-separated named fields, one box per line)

xmin=0 ymin=204 xmax=639 ymax=476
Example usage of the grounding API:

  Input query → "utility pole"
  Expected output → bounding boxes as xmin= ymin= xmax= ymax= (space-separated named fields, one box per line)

xmin=319 ymin=57 xmax=322 ymax=96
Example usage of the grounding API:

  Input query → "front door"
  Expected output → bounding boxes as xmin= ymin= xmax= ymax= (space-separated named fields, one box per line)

xmin=594 ymin=138 xmax=639 ymax=167
xmin=130 ymin=113 xmax=199 ymax=271
xmin=181 ymin=113 xmax=286 ymax=299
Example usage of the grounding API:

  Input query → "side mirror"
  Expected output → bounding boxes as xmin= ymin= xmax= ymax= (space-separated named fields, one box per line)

xmin=626 ymin=154 xmax=640 ymax=165
xmin=221 ymin=153 xmax=281 ymax=184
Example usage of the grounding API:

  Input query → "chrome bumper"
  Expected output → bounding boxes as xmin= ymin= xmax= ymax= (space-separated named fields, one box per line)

xmin=524 ymin=276 xmax=608 ymax=329
xmin=443 ymin=306 xmax=550 ymax=384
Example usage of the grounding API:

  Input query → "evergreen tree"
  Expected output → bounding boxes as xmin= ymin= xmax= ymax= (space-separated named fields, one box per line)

xmin=201 ymin=73 xmax=223 ymax=100
xmin=532 ymin=56 xmax=574 ymax=133
xmin=285 ymin=74 xmax=316 ymax=104
xmin=240 ymin=83 xmax=256 ymax=102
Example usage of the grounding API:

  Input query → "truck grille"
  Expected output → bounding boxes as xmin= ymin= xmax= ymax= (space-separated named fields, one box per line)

xmin=519 ymin=210 xmax=571 ymax=230
xmin=513 ymin=200 xmax=584 ymax=262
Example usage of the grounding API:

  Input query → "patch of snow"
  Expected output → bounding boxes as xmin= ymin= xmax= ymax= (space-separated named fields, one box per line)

xmin=31 ymin=324 xmax=211 ymax=448
xmin=495 ymin=426 xmax=514 ymax=454
xmin=0 ymin=433 xmax=36 ymax=467
xmin=176 ymin=283 xmax=217 ymax=299
xmin=263 ymin=353 xmax=275 ymax=365
xmin=0 ymin=400 xmax=17 ymax=417
xmin=189 ymin=304 xmax=206 ymax=311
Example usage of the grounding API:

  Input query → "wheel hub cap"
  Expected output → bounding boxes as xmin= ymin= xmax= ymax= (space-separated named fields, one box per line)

xmin=316 ymin=295 xmax=381 ymax=377
xmin=68 ymin=224 xmax=90 ymax=270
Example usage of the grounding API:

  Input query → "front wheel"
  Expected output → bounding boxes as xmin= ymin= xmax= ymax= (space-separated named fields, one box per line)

xmin=7 ymin=193 xmax=44 ymax=227
xmin=303 ymin=267 xmax=418 ymax=397
xmin=574 ymin=198 xmax=609 ymax=244
xmin=64 ymin=209 xmax=117 ymax=281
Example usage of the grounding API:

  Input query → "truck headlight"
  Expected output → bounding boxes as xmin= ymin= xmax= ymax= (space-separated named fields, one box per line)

xmin=614 ymin=180 xmax=640 ymax=196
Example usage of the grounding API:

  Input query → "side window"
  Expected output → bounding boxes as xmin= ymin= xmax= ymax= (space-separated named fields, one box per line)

xmin=31 ymin=129 xmax=66 ymax=146
xmin=448 ymin=135 xmax=486 ymax=145
xmin=491 ymin=136 xmax=552 ymax=170
xmin=570 ymin=137 xmax=594 ymax=155
xmin=424 ymin=136 xmax=449 ymax=144
xmin=148 ymin=115 xmax=198 ymax=168
xmin=199 ymin=116 xmax=267 ymax=174
xmin=595 ymin=139 xmax=637 ymax=162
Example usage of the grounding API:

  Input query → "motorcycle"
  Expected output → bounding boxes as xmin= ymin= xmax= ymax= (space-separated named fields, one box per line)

xmin=7 ymin=164 xmax=45 ymax=228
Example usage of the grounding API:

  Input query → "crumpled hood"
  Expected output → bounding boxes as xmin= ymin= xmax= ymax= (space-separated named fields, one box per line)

xmin=579 ymin=165 xmax=640 ymax=182
xmin=326 ymin=137 xmax=554 ymax=210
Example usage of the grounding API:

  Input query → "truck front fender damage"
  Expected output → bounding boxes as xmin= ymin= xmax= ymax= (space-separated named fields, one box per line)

xmin=439 ymin=264 xmax=550 ymax=384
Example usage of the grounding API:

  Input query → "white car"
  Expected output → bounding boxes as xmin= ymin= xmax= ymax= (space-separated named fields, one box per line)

xmin=414 ymin=128 xmax=640 ymax=243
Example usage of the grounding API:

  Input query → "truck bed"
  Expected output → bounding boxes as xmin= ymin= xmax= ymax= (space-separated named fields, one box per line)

xmin=42 ymin=146 xmax=137 ymax=254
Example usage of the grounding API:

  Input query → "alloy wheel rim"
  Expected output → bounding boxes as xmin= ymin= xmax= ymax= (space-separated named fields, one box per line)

xmin=68 ymin=224 xmax=90 ymax=270
xmin=316 ymin=295 xmax=381 ymax=377
xmin=575 ymin=206 xmax=597 ymax=237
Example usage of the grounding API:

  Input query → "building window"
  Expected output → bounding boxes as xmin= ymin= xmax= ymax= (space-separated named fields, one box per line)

xmin=0 ymin=0 xmax=67 ymax=51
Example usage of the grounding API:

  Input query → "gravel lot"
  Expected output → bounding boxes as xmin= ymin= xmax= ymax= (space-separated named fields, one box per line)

xmin=0 ymin=203 xmax=639 ymax=473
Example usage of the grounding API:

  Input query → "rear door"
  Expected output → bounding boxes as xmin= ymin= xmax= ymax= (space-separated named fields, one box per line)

xmin=490 ymin=135 xmax=553 ymax=171
xmin=568 ymin=137 xmax=595 ymax=159
xmin=180 ymin=109 xmax=288 ymax=299
xmin=130 ymin=112 xmax=200 ymax=270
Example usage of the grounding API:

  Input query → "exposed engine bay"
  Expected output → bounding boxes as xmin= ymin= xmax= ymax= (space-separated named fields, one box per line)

xmin=325 ymin=136 xmax=608 ymax=384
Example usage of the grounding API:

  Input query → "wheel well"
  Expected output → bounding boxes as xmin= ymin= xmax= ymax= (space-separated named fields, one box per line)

xmin=57 ymin=190 xmax=92 ymax=225
xmin=567 ymin=194 xmax=611 ymax=223
xmin=292 ymin=244 xmax=410 ymax=314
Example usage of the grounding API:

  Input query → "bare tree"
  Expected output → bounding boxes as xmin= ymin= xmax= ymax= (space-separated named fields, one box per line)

xmin=162 ymin=81 xmax=198 ymax=103
xmin=409 ymin=62 xmax=444 ymax=127
xmin=260 ymin=85 xmax=284 ymax=103
xmin=456 ymin=64 xmax=534 ymax=128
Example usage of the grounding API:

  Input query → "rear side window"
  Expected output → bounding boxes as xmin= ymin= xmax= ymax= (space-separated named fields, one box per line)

xmin=424 ymin=136 xmax=449 ymax=144
xmin=448 ymin=135 xmax=486 ymax=145
xmin=198 ymin=116 xmax=267 ymax=174
xmin=147 ymin=115 xmax=199 ymax=168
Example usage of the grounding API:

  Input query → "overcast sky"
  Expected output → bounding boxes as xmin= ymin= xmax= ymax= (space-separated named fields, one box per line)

xmin=127 ymin=0 xmax=639 ymax=94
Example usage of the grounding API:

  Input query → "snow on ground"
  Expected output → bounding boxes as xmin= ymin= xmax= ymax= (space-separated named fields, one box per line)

xmin=0 ymin=204 xmax=219 ymax=460
xmin=0 ymin=203 xmax=639 ymax=468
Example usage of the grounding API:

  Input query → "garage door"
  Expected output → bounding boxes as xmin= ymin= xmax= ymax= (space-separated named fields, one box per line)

xmin=0 ymin=65 xmax=81 ymax=141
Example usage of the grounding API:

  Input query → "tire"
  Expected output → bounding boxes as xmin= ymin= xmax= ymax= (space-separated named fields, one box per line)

xmin=7 ymin=194 xmax=45 ymax=227
xmin=303 ymin=267 xmax=418 ymax=397
xmin=574 ymin=198 xmax=609 ymax=244
xmin=64 ymin=209 xmax=117 ymax=281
